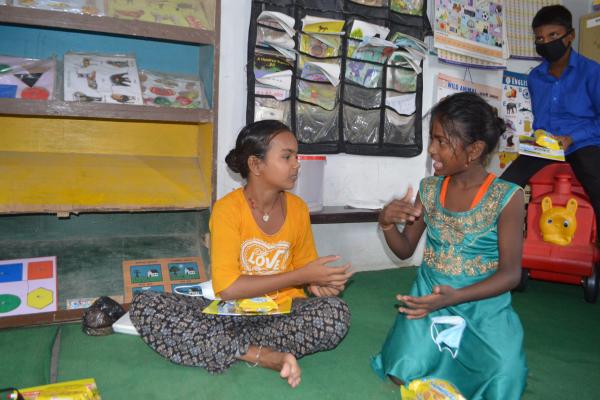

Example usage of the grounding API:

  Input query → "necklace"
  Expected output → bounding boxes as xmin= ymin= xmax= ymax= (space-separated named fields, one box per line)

xmin=246 ymin=192 xmax=281 ymax=222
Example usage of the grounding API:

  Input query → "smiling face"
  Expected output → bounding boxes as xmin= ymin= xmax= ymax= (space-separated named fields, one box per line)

xmin=254 ymin=130 xmax=300 ymax=191
xmin=428 ymin=117 xmax=469 ymax=176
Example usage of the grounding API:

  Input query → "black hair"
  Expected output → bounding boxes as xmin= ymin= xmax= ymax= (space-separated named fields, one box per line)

xmin=532 ymin=5 xmax=572 ymax=31
xmin=225 ymin=119 xmax=292 ymax=179
xmin=430 ymin=92 xmax=505 ymax=159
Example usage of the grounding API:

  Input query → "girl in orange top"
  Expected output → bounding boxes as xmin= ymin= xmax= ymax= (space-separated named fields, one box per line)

xmin=130 ymin=120 xmax=352 ymax=388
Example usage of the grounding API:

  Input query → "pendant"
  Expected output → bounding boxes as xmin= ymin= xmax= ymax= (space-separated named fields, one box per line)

xmin=262 ymin=214 xmax=270 ymax=222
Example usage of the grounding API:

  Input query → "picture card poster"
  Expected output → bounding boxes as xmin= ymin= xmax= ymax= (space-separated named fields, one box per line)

xmin=0 ymin=256 xmax=57 ymax=318
xmin=499 ymin=70 xmax=532 ymax=167
xmin=0 ymin=56 xmax=56 ymax=100
xmin=122 ymin=257 xmax=207 ymax=303
xmin=434 ymin=0 xmax=508 ymax=65
xmin=63 ymin=52 xmax=143 ymax=105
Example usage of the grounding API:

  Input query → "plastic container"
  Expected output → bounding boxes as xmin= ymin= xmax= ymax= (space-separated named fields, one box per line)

xmin=292 ymin=155 xmax=326 ymax=212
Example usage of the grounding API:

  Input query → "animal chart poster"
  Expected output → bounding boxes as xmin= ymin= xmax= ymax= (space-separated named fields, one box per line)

xmin=63 ymin=52 xmax=143 ymax=105
xmin=0 ymin=256 xmax=57 ymax=318
xmin=434 ymin=0 xmax=507 ymax=64
xmin=122 ymin=257 xmax=207 ymax=303
xmin=500 ymin=71 xmax=532 ymax=151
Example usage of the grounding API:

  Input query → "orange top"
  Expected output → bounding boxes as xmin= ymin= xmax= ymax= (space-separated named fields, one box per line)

xmin=209 ymin=188 xmax=317 ymax=304
xmin=440 ymin=173 xmax=496 ymax=210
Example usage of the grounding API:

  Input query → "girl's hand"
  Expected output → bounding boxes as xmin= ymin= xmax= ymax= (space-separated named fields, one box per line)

xmin=397 ymin=285 xmax=457 ymax=320
xmin=379 ymin=186 xmax=423 ymax=228
xmin=300 ymin=255 xmax=353 ymax=288
xmin=308 ymin=284 xmax=343 ymax=297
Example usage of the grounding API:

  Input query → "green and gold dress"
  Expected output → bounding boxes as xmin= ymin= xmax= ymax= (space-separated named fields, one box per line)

xmin=372 ymin=175 xmax=527 ymax=399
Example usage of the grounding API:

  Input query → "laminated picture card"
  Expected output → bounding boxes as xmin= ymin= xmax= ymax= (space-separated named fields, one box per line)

xmin=64 ymin=52 xmax=143 ymax=105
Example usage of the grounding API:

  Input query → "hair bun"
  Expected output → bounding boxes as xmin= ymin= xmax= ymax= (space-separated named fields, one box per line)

xmin=225 ymin=149 xmax=240 ymax=173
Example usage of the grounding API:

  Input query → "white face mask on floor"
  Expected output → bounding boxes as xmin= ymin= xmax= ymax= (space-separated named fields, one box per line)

xmin=430 ymin=315 xmax=466 ymax=359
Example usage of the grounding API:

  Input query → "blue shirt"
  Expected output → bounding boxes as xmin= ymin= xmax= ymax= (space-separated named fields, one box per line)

xmin=528 ymin=50 xmax=600 ymax=154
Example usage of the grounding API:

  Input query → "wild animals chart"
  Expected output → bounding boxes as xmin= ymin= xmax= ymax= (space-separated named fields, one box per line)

xmin=122 ymin=257 xmax=207 ymax=303
xmin=0 ymin=256 xmax=57 ymax=318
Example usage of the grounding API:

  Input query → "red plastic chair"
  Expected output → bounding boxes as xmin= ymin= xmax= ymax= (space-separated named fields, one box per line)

xmin=519 ymin=163 xmax=600 ymax=302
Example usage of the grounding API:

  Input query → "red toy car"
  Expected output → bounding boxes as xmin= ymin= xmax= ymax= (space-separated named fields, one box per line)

xmin=519 ymin=163 xmax=599 ymax=303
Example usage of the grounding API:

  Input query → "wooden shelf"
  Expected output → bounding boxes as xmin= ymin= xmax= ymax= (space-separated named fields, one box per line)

xmin=0 ymin=5 xmax=215 ymax=44
xmin=0 ymin=151 xmax=211 ymax=214
xmin=310 ymin=206 xmax=379 ymax=224
xmin=0 ymin=99 xmax=212 ymax=123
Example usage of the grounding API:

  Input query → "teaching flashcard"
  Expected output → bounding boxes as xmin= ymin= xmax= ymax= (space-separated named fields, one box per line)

xmin=122 ymin=257 xmax=207 ymax=303
xmin=0 ymin=56 xmax=56 ymax=100
xmin=0 ymin=256 xmax=57 ymax=318
xmin=63 ymin=52 xmax=143 ymax=105
xmin=139 ymin=70 xmax=209 ymax=108
xmin=106 ymin=0 xmax=215 ymax=31
xmin=12 ymin=0 xmax=105 ymax=15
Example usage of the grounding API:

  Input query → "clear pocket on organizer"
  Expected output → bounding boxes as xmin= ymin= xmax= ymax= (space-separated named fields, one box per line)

xmin=343 ymin=104 xmax=380 ymax=144
xmin=384 ymin=109 xmax=416 ymax=145
xmin=256 ymin=25 xmax=295 ymax=49
xmin=385 ymin=92 xmax=416 ymax=115
xmin=296 ymin=101 xmax=339 ymax=143
xmin=254 ymin=97 xmax=291 ymax=126
xmin=297 ymin=79 xmax=339 ymax=110
xmin=390 ymin=0 xmax=423 ymax=16
xmin=345 ymin=59 xmax=384 ymax=88
xmin=297 ymin=54 xmax=341 ymax=74
xmin=343 ymin=84 xmax=382 ymax=109
xmin=386 ymin=66 xmax=417 ymax=93
xmin=299 ymin=33 xmax=341 ymax=58
xmin=347 ymin=39 xmax=393 ymax=64
xmin=349 ymin=0 xmax=387 ymax=6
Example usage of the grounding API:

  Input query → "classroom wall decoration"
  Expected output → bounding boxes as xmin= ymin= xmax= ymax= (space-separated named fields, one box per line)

xmin=504 ymin=0 xmax=562 ymax=60
xmin=122 ymin=257 xmax=208 ymax=303
xmin=247 ymin=0 xmax=430 ymax=157
xmin=0 ymin=256 xmax=58 ymax=318
xmin=498 ymin=70 xmax=531 ymax=168
xmin=434 ymin=0 xmax=508 ymax=68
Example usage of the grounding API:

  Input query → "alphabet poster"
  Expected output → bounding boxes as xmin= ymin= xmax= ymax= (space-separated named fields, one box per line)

xmin=499 ymin=70 xmax=532 ymax=166
xmin=122 ymin=257 xmax=207 ymax=303
xmin=0 ymin=256 xmax=57 ymax=318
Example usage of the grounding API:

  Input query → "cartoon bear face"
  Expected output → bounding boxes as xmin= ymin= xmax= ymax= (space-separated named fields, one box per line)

xmin=539 ymin=197 xmax=578 ymax=246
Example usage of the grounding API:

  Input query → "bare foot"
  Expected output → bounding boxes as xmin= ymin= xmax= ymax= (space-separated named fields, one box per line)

xmin=239 ymin=346 xmax=302 ymax=388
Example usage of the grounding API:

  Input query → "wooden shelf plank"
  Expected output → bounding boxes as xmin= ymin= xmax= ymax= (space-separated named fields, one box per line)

xmin=310 ymin=206 xmax=379 ymax=224
xmin=0 ymin=99 xmax=212 ymax=123
xmin=0 ymin=6 xmax=215 ymax=44
xmin=0 ymin=151 xmax=211 ymax=214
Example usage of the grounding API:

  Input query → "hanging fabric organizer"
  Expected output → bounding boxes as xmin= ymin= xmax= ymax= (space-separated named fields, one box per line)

xmin=247 ymin=0 xmax=430 ymax=157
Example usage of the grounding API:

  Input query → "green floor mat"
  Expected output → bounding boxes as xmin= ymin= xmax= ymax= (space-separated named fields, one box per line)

xmin=1 ymin=268 xmax=599 ymax=399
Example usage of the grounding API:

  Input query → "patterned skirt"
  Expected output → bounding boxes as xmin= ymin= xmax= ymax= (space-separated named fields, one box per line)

xmin=130 ymin=292 xmax=351 ymax=373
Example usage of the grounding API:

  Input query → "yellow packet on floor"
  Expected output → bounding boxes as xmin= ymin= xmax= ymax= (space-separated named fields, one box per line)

xmin=19 ymin=378 xmax=101 ymax=400
xmin=400 ymin=378 xmax=465 ymax=400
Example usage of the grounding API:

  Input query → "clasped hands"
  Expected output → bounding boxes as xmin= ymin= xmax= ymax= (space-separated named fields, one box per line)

xmin=304 ymin=255 xmax=353 ymax=297
xmin=397 ymin=285 xmax=457 ymax=320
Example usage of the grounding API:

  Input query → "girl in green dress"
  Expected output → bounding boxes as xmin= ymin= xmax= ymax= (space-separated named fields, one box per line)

xmin=372 ymin=92 xmax=527 ymax=399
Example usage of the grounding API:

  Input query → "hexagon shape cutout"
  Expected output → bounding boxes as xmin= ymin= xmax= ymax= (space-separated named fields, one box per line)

xmin=27 ymin=287 xmax=54 ymax=309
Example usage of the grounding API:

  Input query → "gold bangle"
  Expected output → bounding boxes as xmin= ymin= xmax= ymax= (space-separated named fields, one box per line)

xmin=380 ymin=223 xmax=395 ymax=231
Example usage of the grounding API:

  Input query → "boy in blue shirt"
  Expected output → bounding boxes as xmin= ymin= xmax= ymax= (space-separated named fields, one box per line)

xmin=501 ymin=5 xmax=600 ymax=234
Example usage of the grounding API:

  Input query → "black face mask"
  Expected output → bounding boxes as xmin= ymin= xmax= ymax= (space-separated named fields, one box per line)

xmin=535 ymin=30 xmax=572 ymax=62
